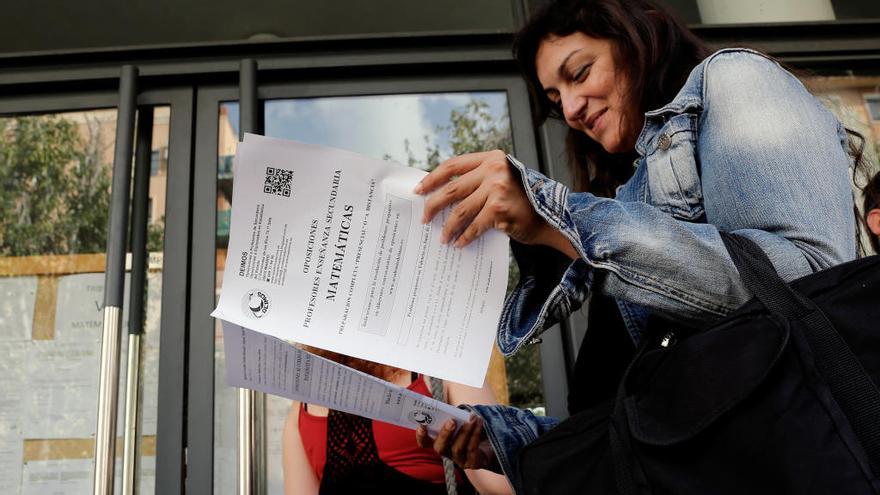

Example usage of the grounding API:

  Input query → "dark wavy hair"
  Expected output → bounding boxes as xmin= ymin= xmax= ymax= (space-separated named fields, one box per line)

xmin=513 ymin=0 xmax=711 ymax=196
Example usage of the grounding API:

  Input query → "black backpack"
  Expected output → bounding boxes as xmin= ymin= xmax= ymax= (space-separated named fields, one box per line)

xmin=517 ymin=234 xmax=880 ymax=494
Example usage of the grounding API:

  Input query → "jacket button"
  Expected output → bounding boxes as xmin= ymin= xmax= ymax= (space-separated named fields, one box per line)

xmin=657 ymin=134 xmax=671 ymax=151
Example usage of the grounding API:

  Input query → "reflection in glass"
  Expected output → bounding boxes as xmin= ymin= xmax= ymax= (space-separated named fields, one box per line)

xmin=691 ymin=0 xmax=880 ymax=24
xmin=0 ymin=107 xmax=169 ymax=493
xmin=214 ymin=102 xmax=241 ymax=495
xmin=213 ymin=92 xmax=544 ymax=493
xmin=805 ymin=75 xmax=880 ymax=168
xmin=264 ymin=93 xmax=510 ymax=169
xmin=696 ymin=0 xmax=835 ymax=24
xmin=804 ymin=75 xmax=880 ymax=253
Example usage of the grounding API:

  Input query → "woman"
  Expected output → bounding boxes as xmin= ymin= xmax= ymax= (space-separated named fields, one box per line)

xmin=281 ymin=348 xmax=512 ymax=495
xmin=415 ymin=0 xmax=863 ymax=484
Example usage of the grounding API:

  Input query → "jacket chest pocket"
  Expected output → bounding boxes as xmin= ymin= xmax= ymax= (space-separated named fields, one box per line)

xmin=644 ymin=113 xmax=704 ymax=221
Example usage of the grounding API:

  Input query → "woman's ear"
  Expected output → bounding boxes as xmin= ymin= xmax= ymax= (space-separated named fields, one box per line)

xmin=867 ymin=208 xmax=880 ymax=237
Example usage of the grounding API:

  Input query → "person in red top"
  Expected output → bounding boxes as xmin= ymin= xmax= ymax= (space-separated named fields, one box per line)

xmin=281 ymin=348 xmax=512 ymax=495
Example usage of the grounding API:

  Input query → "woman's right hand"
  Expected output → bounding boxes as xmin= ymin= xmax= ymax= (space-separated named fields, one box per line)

xmin=415 ymin=416 xmax=503 ymax=474
xmin=416 ymin=151 xmax=546 ymax=247
xmin=415 ymin=150 xmax=578 ymax=258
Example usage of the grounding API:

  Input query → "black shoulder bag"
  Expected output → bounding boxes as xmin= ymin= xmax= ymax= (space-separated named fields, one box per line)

xmin=517 ymin=234 xmax=880 ymax=494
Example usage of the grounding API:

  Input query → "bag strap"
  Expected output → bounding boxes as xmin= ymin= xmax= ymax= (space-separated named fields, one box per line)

xmin=428 ymin=376 xmax=458 ymax=495
xmin=720 ymin=233 xmax=880 ymax=477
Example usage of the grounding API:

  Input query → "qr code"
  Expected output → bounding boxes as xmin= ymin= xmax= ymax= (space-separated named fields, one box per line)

xmin=263 ymin=167 xmax=293 ymax=198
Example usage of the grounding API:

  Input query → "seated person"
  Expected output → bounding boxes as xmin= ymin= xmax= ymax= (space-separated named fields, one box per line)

xmin=281 ymin=348 xmax=512 ymax=495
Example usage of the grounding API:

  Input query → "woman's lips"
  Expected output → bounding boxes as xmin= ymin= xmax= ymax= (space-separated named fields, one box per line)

xmin=585 ymin=108 xmax=608 ymax=132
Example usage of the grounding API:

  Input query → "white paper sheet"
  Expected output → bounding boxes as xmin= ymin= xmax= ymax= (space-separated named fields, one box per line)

xmin=19 ymin=456 xmax=155 ymax=495
xmin=0 ymin=276 xmax=37 ymax=343
xmin=212 ymin=134 xmax=508 ymax=386
xmin=54 ymin=273 xmax=130 ymax=342
xmin=20 ymin=458 xmax=92 ymax=495
xmin=223 ymin=322 xmax=470 ymax=435
xmin=0 ymin=342 xmax=27 ymax=438
xmin=22 ymin=340 xmax=100 ymax=439
xmin=0 ymin=436 xmax=23 ymax=495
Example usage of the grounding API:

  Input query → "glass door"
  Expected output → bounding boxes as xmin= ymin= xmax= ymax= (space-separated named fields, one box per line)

xmin=0 ymin=88 xmax=192 ymax=494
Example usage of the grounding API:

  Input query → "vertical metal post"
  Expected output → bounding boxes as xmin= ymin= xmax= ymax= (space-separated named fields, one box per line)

xmin=94 ymin=64 xmax=138 ymax=495
xmin=238 ymin=58 xmax=266 ymax=495
xmin=122 ymin=106 xmax=154 ymax=495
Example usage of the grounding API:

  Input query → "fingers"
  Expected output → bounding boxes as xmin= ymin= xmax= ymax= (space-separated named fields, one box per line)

xmin=430 ymin=419 xmax=458 ymax=458
xmin=465 ymin=416 xmax=485 ymax=468
xmin=415 ymin=425 xmax=432 ymax=449
xmin=414 ymin=151 xmax=499 ymax=195
xmin=453 ymin=196 xmax=501 ymax=248
xmin=450 ymin=416 xmax=482 ymax=468
xmin=417 ymin=149 xmax=523 ymax=247
xmin=419 ymin=417 xmax=491 ymax=471
xmin=422 ymin=169 xmax=483 ymax=226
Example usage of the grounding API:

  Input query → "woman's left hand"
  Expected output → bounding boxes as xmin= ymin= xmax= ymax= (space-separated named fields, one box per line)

xmin=415 ymin=416 xmax=502 ymax=473
xmin=415 ymin=151 xmax=552 ymax=248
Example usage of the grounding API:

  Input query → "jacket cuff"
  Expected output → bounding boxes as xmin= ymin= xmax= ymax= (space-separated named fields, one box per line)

xmin=496 ymin=156 xmax=592 ymax=356
xmin=468 ymin=404 xmax=560 ymax=493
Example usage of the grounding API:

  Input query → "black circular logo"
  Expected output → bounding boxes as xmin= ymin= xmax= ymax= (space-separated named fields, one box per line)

xmin=408 ymin=410 xmax=434 ymax=426
xmin=242 ymin=289 xmax=270 ymax=319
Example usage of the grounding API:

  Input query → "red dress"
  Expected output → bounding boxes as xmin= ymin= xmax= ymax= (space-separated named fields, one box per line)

xmin=298 ymin=374 xmax=452 ymax=485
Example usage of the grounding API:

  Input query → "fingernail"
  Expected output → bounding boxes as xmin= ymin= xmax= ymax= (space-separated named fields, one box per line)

xmin=444 ymin=420 xmax=455 ymax=431
xmin=468 ymin=415 xmax=477 ymax=424
xmin=413 ymin=182 xmax=423 ymax=194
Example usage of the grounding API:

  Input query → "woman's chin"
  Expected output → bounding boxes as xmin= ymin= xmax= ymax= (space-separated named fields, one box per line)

xmin=599 ymin=138 xmax=625 ymax=154
xmin=599 ymin=133 xmax=637 ymax=154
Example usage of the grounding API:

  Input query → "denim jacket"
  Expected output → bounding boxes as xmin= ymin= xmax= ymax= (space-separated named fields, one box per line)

xmin=473 ymin=49 xmax=857 ymax=489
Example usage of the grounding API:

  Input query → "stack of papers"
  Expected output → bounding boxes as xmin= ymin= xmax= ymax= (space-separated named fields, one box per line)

xmin=212 ymin=134 xmax=509 ymax=433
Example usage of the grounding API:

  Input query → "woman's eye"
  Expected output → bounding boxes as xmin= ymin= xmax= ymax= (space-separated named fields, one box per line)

xmin=572 ymin=64 xmax=591 ymax=81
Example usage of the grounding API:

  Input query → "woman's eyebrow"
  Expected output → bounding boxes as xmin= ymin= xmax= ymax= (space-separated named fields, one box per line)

xmin=557 ymin=48 xmax=584 ymax=78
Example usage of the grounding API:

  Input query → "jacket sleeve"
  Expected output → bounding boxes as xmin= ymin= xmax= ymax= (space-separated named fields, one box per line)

xmin=499 ymin=51 xmax=856 ymax=355
xmin=466 ymin=404 xmax=560 ymax=490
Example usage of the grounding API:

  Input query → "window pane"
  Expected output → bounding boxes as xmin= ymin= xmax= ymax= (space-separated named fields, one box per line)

xmin=804 ymin=75 xmax=880 ymax=166
xmin=804 ymin=74 xmax=880 ymax=253
xmin=662 ymin=0 xmax=880 ymax=24
xmin=0 ymin=106 xmax=168 ymax=493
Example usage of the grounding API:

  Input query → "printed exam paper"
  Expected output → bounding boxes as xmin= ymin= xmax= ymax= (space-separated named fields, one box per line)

xmin=223 ymin=322 xmax=470 ymax=434
xmin=211 ymin=134 xmax=509 ymax=386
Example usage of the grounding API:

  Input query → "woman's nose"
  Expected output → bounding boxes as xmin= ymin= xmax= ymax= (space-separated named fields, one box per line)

xmin=561 ymin=91 xmax=587 ymax=124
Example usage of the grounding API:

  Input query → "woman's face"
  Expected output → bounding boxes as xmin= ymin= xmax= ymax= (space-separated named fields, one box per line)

xmin=535 ymin=32 xmax=634 ymax=154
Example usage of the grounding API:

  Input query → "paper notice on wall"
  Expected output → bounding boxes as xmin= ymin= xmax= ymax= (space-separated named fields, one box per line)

xmin=0 ymin=277 xmax=37 ymax=343
xmin=0 ymin=436 xmax=23 ymax=495
xmin=20 ymin=458 xmax=92 ymax=495
xmin=223 ymin=322 xmax=470 ymax=435
xmin=211 ymin=134 xmax=508 ymax=386
xmin=22 ymin=340 xmax=100 ymax=439
xmin=0 ymin=342 xmax=27 ymax=438
xmin=54 ymin=273 xmax=130 ymax=342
